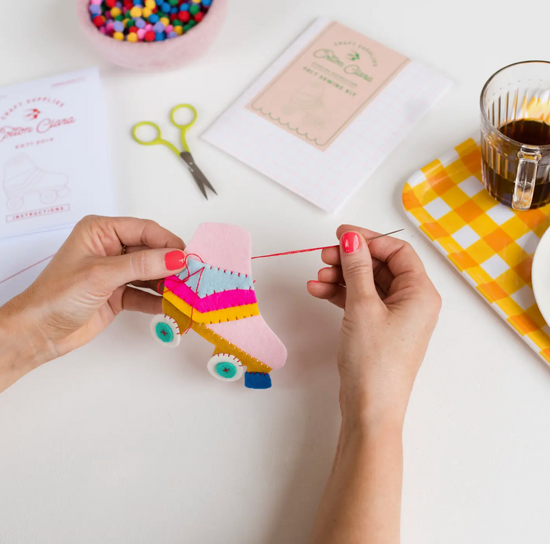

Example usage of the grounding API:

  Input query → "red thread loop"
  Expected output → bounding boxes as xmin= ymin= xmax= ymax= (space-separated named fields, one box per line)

xmin=159 ymin=253 xmax=205 ymax=335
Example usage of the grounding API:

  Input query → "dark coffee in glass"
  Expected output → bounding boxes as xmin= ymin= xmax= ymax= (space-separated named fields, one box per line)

xmin=480 ymin=61 xmax=550 ymax=211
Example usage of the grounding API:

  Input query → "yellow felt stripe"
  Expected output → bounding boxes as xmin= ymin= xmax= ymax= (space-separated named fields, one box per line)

xmin=162 ymin=298 xmax=272 ymax=373
xmin=164 ymin=290 xmax=259 ymax=324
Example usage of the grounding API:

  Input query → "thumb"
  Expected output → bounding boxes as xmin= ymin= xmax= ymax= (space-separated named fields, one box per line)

xmin=101 ymin=248 xmax=186 ymax=289
xmin=339 ymin=231 xmax=378 ymax=303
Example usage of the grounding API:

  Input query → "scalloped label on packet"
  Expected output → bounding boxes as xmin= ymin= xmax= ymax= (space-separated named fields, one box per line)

xmin=246 ymin=21 xmax=409 ymax=151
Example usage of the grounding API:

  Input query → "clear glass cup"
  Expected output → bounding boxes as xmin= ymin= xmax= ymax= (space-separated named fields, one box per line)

xmin=480 ymin=61 xmax=550 ymax=211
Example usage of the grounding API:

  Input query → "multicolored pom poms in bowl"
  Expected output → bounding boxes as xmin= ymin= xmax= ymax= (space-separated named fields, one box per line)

xmin=77 ymin=0 xmax=227 ymax=70
xmin=88 ymin=0 xmax=212 ymax=42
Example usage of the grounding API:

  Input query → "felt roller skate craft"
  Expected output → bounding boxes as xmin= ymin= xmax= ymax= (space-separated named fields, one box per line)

xmin=150 ymin=223 xmax=287 ymax=389
xmin=3 ymin=154 xmax=70 ymax=211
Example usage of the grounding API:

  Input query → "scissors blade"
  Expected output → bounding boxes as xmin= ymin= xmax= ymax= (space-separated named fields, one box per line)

xmin=180 ymin=152 xmax=217 ymax=199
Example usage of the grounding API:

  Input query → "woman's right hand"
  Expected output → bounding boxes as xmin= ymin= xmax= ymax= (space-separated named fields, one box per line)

xmin=307 ymin=225 xmax=442 ymax=427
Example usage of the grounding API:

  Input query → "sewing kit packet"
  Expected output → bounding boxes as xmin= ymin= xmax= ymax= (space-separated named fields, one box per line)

xmin=203 ymin=18 xmax=452 ymax=213
xmin=0 ymin=67 xmax=114 ymax=239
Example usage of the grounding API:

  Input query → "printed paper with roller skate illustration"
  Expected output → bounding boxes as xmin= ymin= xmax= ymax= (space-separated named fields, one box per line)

xmin=151 ymin=223 xmax=287 ymax=390
xmin=4 ymin=154 xmax=70 ymax=213
xmin=0 ymin=67 xmax=114 ymax=239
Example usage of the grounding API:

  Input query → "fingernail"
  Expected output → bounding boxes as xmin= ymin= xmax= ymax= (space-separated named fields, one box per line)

xmin=341 ymin=232 xmax=361 ymax=254
xmin=165 ymin=250 xmax=186 ymax=270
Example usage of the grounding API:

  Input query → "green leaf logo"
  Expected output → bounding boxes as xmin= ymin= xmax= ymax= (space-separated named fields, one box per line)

xmin=348 ymin=51 xmax=360 ymax=61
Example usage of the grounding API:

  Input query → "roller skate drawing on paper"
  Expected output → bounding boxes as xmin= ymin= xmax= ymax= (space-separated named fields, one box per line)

xmin=281 ymin=82 xmax=332 ymax=128
xmin=3 ymin=154 xmax=70 ymax=211
xmin=150 ymin=223 xmax=287 ymax=390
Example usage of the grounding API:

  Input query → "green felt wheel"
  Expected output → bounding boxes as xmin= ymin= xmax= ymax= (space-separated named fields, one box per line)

xmin=207 ymin=354 xmax=244 ymax=382
xmin=156 ymin=322 xmax=173 ymax=343
xmin=215 ymin=362 xmax=237 ymax=379
xmin=150 ymin=314 xmax=181 ymax=348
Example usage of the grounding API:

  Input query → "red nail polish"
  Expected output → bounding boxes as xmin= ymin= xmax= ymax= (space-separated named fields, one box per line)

xmin=165 ymin=250 xmax=186 ymax=270
xmin=341 ymin=232 xmax=361 ymax=254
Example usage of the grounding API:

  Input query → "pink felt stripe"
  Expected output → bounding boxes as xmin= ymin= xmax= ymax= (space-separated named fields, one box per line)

xmin=164 ymin=277 xmax=257 ymax=312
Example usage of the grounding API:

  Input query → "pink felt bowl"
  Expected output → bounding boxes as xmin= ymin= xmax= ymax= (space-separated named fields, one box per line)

xmin=76 ymin=0 xmax=227 ymax=71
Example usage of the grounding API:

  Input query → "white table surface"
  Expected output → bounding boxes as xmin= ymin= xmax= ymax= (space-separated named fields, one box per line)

xmin=2 ymin=1 xmax=550 ymax=543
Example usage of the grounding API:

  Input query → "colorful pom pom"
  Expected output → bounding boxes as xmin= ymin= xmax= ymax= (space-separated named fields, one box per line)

xmin=87 ymin=0 xmax=213 ymax=42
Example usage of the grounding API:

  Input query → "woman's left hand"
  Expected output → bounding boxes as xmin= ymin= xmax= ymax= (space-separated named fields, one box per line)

xmin=0 ymin=215 xmax=186 ymax=390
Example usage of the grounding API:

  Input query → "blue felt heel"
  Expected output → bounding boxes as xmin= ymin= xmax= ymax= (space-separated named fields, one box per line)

xmin=244 ymin=372 xmax=272 ymax=389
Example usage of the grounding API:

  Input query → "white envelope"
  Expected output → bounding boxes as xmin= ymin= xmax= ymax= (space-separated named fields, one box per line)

xmin=202 ymin=18 xmax=452 ymax=213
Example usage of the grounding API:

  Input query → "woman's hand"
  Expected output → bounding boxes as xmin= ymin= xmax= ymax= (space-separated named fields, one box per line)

xmin=0 ymin=215 xmax=186 ymax=392
xmin=307 ymin=225 xmax=441 ymax=544
xmin=307 ymin=224 xmax=441 ymax=427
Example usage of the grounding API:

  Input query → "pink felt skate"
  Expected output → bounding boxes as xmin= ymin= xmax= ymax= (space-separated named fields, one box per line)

xmin=150 ymin=223 xmax=287 ymax=389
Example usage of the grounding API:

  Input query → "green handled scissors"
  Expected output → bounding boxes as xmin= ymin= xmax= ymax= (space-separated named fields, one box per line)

xmin=132 ymin=104 xmax=217 ymax=200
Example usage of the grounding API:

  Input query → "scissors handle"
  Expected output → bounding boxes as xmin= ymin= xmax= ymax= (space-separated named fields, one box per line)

xmin=170 ymin=104 xmax=198 ymax=152
xmin=132 ymin=121 xmax=180 ymax=156
xmin=132 ymin=121 xmax=162 ymax=146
